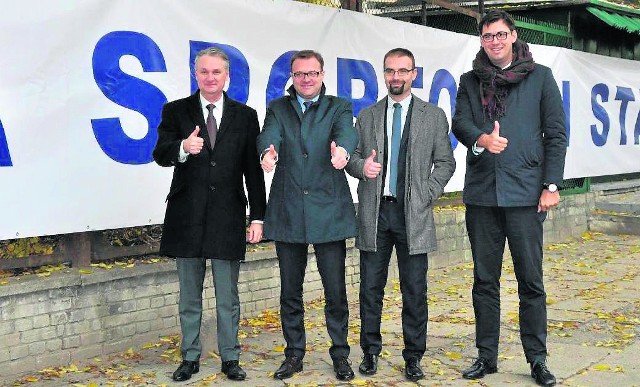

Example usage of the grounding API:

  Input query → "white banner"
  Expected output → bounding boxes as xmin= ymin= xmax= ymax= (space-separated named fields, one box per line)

xmin=0 ymin=0 xmax=639 ymax=240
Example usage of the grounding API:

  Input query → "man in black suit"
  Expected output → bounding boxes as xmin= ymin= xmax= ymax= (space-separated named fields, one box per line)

xmin=153 ymin=47 xmax=266 ymax=382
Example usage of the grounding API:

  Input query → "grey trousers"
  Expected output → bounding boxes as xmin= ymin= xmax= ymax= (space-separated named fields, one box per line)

xmin=176 ymin=258 xmax=241 ymax=362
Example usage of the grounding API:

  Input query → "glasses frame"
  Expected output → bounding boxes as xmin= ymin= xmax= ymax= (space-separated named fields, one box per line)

xmin=383 ymin=68 xmax=415 ymax=77
xmin=481 ymin=31 xmax=511 ymax=43
xmin=291 ymin=71 xmax=323 ymax=79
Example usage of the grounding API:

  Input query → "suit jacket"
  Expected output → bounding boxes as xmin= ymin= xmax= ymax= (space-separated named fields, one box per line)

xmin=346 ymin=95 xmax=455 ymax=255
xmin=153 ymin=91 xmax=266 ymax=260
xmin=452 ymin=64 xmax=567 ymax=207
xmin=257 ymin=84 xmax=358 ymax=244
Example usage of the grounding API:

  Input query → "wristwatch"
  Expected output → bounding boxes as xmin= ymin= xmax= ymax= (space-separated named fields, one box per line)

xmin=543 ymin=183 xmax=558 ymax=193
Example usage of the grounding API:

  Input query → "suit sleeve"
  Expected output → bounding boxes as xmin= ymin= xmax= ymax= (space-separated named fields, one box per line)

xmin=153 ymin=103 xmax=182 ymax=167
xmin=345 ymin=110 xmax=367 ymax=180
xmin=451 ymin=74 xmax=486 ymax=149
xmin=428 ymin=108 xmax=456 ymax=200
xmin=256 ymin=104 xmax=283 ymax=157
xmin=244 ymin=108 xmax=267 ymax=221
xmin=540 ymin=67 xmax=568 ymax=185
xmin=331 ymin=99 xmax=358 ymax=155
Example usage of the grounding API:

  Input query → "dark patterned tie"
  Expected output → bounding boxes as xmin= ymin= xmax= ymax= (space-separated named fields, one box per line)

xmin=206 ymin=104 xmax=218 ymax=147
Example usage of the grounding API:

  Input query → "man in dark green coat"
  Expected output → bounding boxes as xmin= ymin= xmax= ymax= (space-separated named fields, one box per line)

xmin=452 ymin=10 xmax=566 ymax=387
xmin=257 ymin=50 xmax=358 ymax=381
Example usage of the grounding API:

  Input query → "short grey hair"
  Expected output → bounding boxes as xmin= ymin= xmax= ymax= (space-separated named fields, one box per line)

xmin=194 ymin=47 xmax=230 ymax=70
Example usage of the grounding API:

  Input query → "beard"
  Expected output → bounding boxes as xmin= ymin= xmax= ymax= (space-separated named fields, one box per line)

xmin=388 ymin=82 xmax=406 ymax=95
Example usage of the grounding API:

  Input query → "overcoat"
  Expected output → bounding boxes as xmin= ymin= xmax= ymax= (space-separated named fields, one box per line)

xmin=452 ymin=64 xmax=567 ymax=207
xmin=345 ymin=95 xmax=455 ymax=255
xmin=257 ymin=85 xmax=358 ymax=244
xmin=153 ymin=91 xmax=266 ymax=259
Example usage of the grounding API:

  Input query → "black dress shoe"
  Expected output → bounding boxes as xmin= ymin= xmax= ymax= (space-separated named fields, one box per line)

xmin=273 ymin=356 xmax=303 ymax=379
xmin=531 ymin=361 xmax=556 ymax=386
xmin=172 ymin=360 xmax=199 ymax=382
xmin=221 ymin=360 xmax=246 ymax=381
xmin=358 ymin=354 xmax=378 ymax=375
xmin=405 ymin=358 xmax=425 ymax=381
xmin=462 ymin=358 xmax=497 ymax=379
xmin=333 ymin=357 xmax=355 ymax=381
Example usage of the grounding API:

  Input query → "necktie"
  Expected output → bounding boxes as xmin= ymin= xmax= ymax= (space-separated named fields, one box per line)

xmin=303 ymin=101 xmax=312 ymax=113
xmin=206 ymin=104 xmax=218 ymax=147
xmin=389 ymin=102 xmax=402 ymax=197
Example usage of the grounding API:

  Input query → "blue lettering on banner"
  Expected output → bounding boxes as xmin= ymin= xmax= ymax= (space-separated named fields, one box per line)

xmin=590 ymin=83 xmax=609 ymax=147
xmin=428 ymin=69 xmax=458 ymax=150
xmin=614 ymin=86 xmax=634 ymax=145
xmin=91 ymin=31 xmax=167 ymax=164
xmin=562 ymin=81 xmax=571 ymax=145
xmin=336 ymin=58 xmax=377 ymax=117
xmin=0 ymin=119 xmax=12 ymax=167
xmin=266 ymin=51 xmax=297 ymax=107
xmin=189 ymin=41 xmax=250 ymax=103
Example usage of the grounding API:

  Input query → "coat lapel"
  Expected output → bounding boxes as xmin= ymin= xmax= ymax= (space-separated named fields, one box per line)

xmin=372 ymin=98 xmax=387 ymax=162
xmin=217 ymin=93 xmax=236 ymax=146
xmin=187 ymin=92 xmax=211 ymax=147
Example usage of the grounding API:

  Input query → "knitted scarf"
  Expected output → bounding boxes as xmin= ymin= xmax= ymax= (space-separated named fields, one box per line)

xmin=472 ymin=39 xmax=535 ymax=120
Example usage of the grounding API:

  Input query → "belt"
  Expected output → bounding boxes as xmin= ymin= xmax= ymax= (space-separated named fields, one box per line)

xmin=381 ymin=196 xmax=397 ymax=203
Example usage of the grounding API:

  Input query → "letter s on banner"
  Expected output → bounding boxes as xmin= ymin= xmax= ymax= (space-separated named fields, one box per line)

xmin=91 ymin=31 xmax=167 ymax=164
xmin=590 ymin=83 xmax=609 ymax=147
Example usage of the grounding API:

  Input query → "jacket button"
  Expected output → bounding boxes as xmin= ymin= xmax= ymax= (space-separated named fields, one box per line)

xmin=303 ymin=190 xmax=309 ymax=195
xmin=303 ymin=153 xmax=308 ymax=158
xmin=210 ymin=185 xmax=216 ymax=191
xmin=210 ymin=161 xmax=216 ymax=167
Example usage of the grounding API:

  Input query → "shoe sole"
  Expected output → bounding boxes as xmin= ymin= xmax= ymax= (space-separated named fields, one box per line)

xmin=273 ymin=366 xmax=303 ymax=380
xmin=462 ymin=368 xmax=497 ymax=379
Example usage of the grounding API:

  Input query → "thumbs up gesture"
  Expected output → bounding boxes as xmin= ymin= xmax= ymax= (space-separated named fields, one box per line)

xmin=330 ymin=141 xmax=349 ymax=170
xmin=363 ymin=149 xmax=382 ymax=179
xmin=183 ymin=126 xmax=204 ymax=155
xmin=477 ymin=121 xmax=508 ymax=154
xmin=261 ymin=144 xmax=278 ymax=172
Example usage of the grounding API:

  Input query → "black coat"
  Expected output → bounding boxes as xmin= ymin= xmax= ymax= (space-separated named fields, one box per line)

xmin=153 ymin=91 xmax=266 ymax=260
xmin=452 ymin=64 xmax=567 ymax=207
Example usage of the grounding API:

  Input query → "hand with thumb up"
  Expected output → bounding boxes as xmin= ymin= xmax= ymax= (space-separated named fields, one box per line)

xmin=261 ymin=144 xmax=278 ymax=173
xmin=330 ymin=140 xmax=349 ymax=170
xmin=363 ymin=149 xmax=382 ymax=179
xmin=477 ymin=121 xmax=508 ymax=154
xmin=183 ymin=126 xmax=204 ymax=155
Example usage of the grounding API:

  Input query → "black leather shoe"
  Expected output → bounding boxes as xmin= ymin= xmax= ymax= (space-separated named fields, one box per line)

xmin=405 ymin=358 xmax=425 ymax=381
xmin=221 ymin=360 xmax=246 ymax=381
xmin=358 ymin=354 xmax=378 ymax=375
xmin=172 ymin=360 xmax=199 ymax=382
xmin=531 ymin=361 xmax=556 ymax=386
xmin=273 ymin=356 xmax=303 ymax=379
xmin=462 ymin=358 xmax=497 ymax=379
xmin=333 ymin=357 xmax=355 ymax=381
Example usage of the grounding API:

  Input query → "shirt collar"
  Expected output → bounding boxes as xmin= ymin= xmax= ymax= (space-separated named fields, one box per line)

xmin=387 ymin=94 xmax=412 ymax=110
xmin=296 ymin=93 xmax=320 ymax=108
xmin=200 ymin=93 xmax=224 ymax=109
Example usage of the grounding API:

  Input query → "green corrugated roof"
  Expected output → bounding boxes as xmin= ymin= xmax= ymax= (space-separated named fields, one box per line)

xmin=587 ymin=6 xmax=640 ymax=34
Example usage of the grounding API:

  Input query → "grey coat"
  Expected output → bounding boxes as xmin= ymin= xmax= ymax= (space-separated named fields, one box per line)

xmin=346 ymin=95 xmax=455 ymax=255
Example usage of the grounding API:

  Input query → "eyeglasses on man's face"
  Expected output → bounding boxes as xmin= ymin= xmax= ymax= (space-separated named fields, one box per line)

xmin=481 ymin=31 xmax=511 ymax=42
xmin=291 ymin=71 xmax=322 ymax=79
xmin=383 ymin=68 xmax=414 ymax=76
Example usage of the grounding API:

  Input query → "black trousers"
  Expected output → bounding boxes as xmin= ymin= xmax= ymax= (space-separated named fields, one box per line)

xmin=360 ymin=200 xmax=429 ymax=361
xmin=275 ymin=240 xmax=350 ymax=360
xmin=466 ymin=205 xmax=548 ymax=365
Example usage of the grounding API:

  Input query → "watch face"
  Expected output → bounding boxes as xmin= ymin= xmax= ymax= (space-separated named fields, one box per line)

xmin=547 ymin=184 xmax=558 ymax=192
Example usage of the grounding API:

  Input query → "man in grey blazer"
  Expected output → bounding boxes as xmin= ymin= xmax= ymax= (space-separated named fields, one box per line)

xmin=345 ymin=48 xmax=455 ymax=382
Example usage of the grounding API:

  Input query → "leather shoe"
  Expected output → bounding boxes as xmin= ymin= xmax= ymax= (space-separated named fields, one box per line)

xmin=405 ymin=358 xmax=425 ymax=381
xmin=531 ymin=361 xmax=556 ymax=386
xmin=221 ymin=360 xmax=246 ymax=381
xmin=333 ymin=357 xmax=355 ymax=381
xmin=172 ymin=360 xmax=199 ymax=382
xmin=273 ymin=356 xmax=303 ymax=379
xmin=358 ymin=354 xmax=378 ymax=375
xmin=462 ymin=358 xmax=497 ymax=379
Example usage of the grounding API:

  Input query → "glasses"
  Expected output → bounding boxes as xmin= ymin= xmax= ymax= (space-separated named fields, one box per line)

xmin=481 ymin=31 xmax=511 ymax=42
xmin=383 ymin=68 xmax=414 ymax=76
xmin=291 ymin=71 xmax=322 ymax=79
